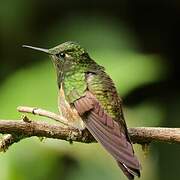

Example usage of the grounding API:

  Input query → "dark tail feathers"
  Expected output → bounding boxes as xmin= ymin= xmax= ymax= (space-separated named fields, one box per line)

xmin=117 ymin=161 xmax=141 ymax=180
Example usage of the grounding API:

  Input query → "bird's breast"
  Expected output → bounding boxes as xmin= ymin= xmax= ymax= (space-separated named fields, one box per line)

xmin=58 ymin=84 xmax=85 ymax=130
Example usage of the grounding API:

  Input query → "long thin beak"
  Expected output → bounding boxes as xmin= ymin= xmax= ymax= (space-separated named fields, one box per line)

xmin=22 ymin=45 xmax=50 ymax=54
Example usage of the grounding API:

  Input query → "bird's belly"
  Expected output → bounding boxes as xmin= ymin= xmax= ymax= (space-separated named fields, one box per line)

xmin=58 ymin=84 xmax=85 ymax=130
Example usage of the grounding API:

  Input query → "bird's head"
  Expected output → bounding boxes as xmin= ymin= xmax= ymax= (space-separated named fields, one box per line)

xmin=23 ymin=41 xmax=91 ymax=73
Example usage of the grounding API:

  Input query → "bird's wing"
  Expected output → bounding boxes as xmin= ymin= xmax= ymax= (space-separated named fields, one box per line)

xmin=73 ymin=91 xmax=141 ymax=180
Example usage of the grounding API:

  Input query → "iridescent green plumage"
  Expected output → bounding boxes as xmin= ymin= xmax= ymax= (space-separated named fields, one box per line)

xmin=23 ymin=41 xmax=141 ymax=180
xmin=49 ymin=42 xmax=140 ymax=179
xmin=49 ymin=42 xmax=121 ymax=120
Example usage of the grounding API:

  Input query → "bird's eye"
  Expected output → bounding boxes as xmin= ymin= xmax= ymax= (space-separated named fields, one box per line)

xmin=57 ymin=52 xmax=66 ymax=58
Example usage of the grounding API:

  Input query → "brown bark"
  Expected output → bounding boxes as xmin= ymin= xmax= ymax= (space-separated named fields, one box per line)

xmin=0 ymin=106 xmax=180 ymax=151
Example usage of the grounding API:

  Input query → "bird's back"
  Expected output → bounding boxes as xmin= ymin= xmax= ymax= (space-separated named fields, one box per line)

xmin=86 ymin=69 xmax=128 ymax=133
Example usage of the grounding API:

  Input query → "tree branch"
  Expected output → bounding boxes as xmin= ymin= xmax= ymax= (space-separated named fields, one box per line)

xmin=17 ymin=106 xmax=69 ymax=126
xmin=0 ymin=134 xmax=22 ymax=152
xmin=0 ymin=106 xmax=180 ymax=151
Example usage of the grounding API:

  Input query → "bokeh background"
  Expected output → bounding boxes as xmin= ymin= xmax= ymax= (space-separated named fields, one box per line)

xmin=0 ymin=1 xmax=180 ymax=180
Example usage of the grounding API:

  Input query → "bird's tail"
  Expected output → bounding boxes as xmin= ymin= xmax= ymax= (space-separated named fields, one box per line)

xmin=117 ymin=161 xmax=141 ymax=180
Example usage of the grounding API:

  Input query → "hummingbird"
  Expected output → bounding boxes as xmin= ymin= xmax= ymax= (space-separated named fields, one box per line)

xmin=23 ymin=41 xmax=141 ymax=179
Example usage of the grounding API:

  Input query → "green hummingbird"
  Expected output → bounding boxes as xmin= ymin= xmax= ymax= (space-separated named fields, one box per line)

xmin=23 ymin=41 xmax=141 ymax=179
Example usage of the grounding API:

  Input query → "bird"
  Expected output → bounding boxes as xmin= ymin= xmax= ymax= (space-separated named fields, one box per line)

xmin=23 ymin=41 xmax=141 ymax=179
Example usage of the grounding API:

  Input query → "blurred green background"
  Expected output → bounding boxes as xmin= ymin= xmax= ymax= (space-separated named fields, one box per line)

xmin=0 ymin=1 xmax=180 ymax=180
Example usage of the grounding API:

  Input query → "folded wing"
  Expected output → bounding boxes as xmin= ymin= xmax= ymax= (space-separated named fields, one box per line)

xmin=74 ymin=91 xmax=141 ymax=180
